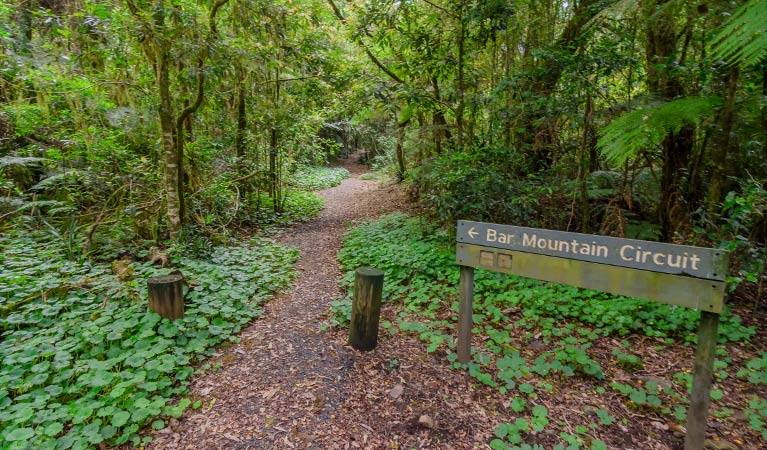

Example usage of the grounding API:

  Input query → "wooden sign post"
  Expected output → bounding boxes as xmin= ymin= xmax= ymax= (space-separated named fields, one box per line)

xmin=455 ymin=220 xmax=728 ymax=450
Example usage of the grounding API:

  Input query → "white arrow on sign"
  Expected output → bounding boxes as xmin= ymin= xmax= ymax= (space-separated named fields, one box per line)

xmin=467 ymin=227 xmax=478 ymax=239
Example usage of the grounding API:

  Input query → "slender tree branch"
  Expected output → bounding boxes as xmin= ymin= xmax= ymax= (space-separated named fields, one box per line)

xmin=326 ymin=0 xmax=346 ymax=25
xmin=176 ymin=58 xmax=205 ymax=131
xmin=177 ymin=0 xmax=230 ymax=131
xmin=210 ymin=0 xmax=231 ymax=36
xmin=421 ymin=0 xmax=458 ymax=19
xmin=326 ymin=0 xmax=405 ymax=84
xmin=228 ymin=168 xmax=262 ymax=185
xmin=256 ymin=72 xmax=326 ymax=86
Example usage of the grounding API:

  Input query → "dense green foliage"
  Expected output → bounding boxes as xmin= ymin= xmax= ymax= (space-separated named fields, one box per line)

xmin=598 ymin=96 xmax=723 ymax=166
xmin=250 ymin=190 xmax=325 ymax=228
xmin=336 ymin=214 xmax=764 ymax=448
xmin=413 ymin=147 xmax=569 ymax=231
xmin=0 ymin=0 xmax=369 ymax=250
xmin=708 ymin=0 xmax=767 ymax=66
xmin=0 ymin=231 xmax=297 ymax=449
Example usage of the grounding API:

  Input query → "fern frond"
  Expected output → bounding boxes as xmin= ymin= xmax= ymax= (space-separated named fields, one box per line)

xmin=708 ymin=0 xmax=767 ymax=67
xmin=30 ymin=170 xmax=92 ymax=192
xmin=0 ymin=156 xmax=47 ymax=168
xmin=597 ymin=96 xmax=722 ymax=166
xmin=13 ymin=200 xmax=70 ymax=213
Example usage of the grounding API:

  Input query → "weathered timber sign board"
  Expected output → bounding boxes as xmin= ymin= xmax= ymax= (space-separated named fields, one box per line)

xmin=457 ymin=220 xmax=727 ymax=281
xmin=456 ymin=244 xmax=726 ymax=313
xmin=454 ymin=220 xmax=728 ymax=450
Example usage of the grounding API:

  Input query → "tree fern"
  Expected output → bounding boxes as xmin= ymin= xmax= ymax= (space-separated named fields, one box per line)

xmin=597 ymin=96 xmax=721 ymax=166
xmin=708 ymin=0 xmax=767 ymax=67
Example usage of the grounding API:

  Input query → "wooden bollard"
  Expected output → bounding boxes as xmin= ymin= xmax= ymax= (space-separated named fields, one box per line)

xmin=147 ymin=274 xmax=185 ymax=321
xmin=349 ymin=266 xmax=384 ymax=351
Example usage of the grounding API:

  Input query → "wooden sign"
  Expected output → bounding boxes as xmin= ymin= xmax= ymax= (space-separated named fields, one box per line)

xmin=457 ymin=220 xmax=727 ymax=280
xmin=455 ymin=221 xmax=728 ymax=450
xmin=456 ymin=244 xmax=725 ymax=313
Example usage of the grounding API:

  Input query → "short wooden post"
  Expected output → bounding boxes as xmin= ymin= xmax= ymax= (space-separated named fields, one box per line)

xmin=147 ymin=274 xmax=185 ymax=321
xmin=457 ymin=265 xmax=474 ymax=364
xmin=684 ymin=310 xmax=720 ymax=450
xmin=350 ymin=266 xmax=384 ymax=351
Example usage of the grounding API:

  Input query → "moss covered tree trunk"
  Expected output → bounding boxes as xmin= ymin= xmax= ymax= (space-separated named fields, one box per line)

xmin=154 ymin=9 xmax=182 ymax=240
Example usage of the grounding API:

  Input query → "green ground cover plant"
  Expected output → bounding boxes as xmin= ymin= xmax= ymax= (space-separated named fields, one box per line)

xmin=251 ymin=190 xmax=325 ymax=227
xmin=739 ymin=353 xmax=767 ymax=385
xmin=359 ymin=172 xmax=388 ymax=181
xmin=288 ymin=166 xmax=350 ymax=191
xmin=335 ymin=213 xmax=763 ymax=449
xmin=0 ymin=231 xmax=297 ymax=449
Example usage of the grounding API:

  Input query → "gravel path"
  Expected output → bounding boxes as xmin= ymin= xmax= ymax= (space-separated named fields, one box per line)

xmin=147 ymin=154 xmax=500 ymax=450
xmin=142 ymin=156 xmax=398 ymax=447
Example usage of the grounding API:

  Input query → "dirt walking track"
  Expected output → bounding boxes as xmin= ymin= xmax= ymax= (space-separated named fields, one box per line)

xmin=146 ymin=154 xmax=500 ymax=450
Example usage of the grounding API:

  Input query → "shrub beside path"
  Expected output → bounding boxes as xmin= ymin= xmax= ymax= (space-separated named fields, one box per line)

xmin=146 ymin=154 xmax=502 ymax=449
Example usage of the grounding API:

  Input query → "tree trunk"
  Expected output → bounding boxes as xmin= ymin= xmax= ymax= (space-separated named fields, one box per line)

xmin=270 ymin=127 xmax=278 ymax=209
xmin=395 ymin=119 xmax=408 ymax=180
xmin=432 ymin=77 xmax=449 ymax=155
xmin=643 ymin=0 xmax=689 ymax=242
xmin=270 ymin=67 xmax=280 ymax=209
xmin=504 ymin=28 xmax=513 ymax=150
xmin=659 ymin=129 xmax=693 ymax=241
xmin=706 ymin=65 xmax=739 ymax=218
xmin=762 ymin=61 xmax=767 ymax=135
xmin=174 ymin=55 xmax=206 ymax=225
xmin=235 ymin=77 xmax=247 ymax=158
xmin=156 ymin=42 xmax=181 ymax=239
xmin=15 ymin=0 xmax=33 ymax=55
xmin=455 ymin=4 xmax=465 ymax=153
xmin=176 ymin=113 xmax=186 ymax=223
xmin=578 ymin=93 xmax=594 ymax=233
xmin=416 ymin=112 xmax=425 ymax=166
xmin=234 ymin=74 xmax=250 ymax=199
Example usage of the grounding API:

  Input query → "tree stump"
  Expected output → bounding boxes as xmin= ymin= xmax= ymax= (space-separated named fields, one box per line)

xmin=349 ymin=266 xmax=384 ymax=351
xmin=147 ymin=274 xmax=185 ymax=321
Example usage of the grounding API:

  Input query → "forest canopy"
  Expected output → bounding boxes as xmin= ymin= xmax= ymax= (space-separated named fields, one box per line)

xmin=1 ymin=0 xmax=765 ymax=263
